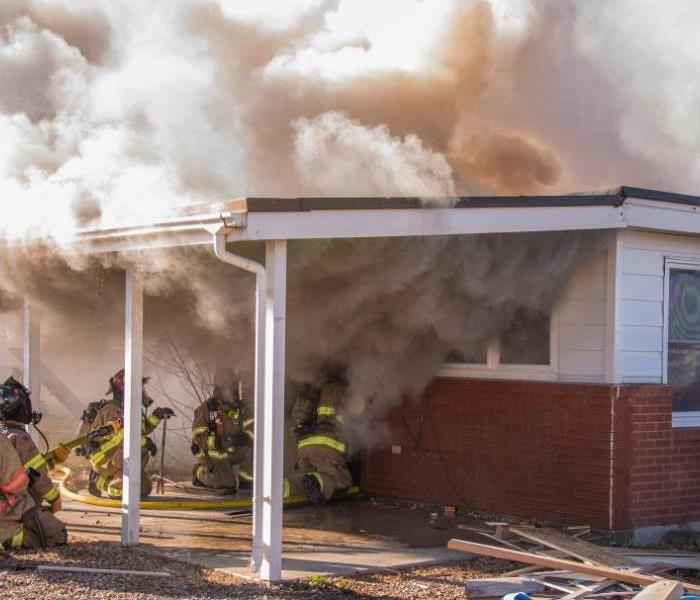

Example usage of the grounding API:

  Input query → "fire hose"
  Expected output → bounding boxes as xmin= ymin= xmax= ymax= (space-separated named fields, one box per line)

xmin=54 ymin=465 xmax=359 ymax=510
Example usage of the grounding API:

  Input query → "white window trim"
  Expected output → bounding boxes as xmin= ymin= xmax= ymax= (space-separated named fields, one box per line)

xmin=663 ymin=258 xmax=700 ymax=428
xmin=440 ymin=310 xmax=559 ymax=382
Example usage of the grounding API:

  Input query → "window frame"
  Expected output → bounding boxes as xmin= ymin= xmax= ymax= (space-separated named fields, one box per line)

xmin=440 ymin=309 xmax=558 ymax=381
xmin=663 ymin=258 xmax=700 ymax=428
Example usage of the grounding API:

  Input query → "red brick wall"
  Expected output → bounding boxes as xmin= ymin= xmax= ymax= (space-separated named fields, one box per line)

xmin=361 ymin=378 xmax=700 ymax=531
xmin=622 ymin=386 xmax=700 ymax=527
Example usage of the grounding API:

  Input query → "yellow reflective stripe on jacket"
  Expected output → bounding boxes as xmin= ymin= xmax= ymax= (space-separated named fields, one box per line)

xmin=226 ymin=409 xmax=240 ymax=421
xmin=10 ymin=529 xmax=23 ymax=548
xmin=89 ymin=429 xmax=148 ymax=468
xmin=43 ymin=486 xmax=59 ymax=503
xmin=244 ymin=429 xmax=253 ymax=440
xmin=207 ymin=450 xmax=229 ymax=460
xmin=89 ymin=428 xmax=125 ymax=468
xmin=298 ymin=435 xmax=346 ymax=454
xmin=243 ymin=418 xmax=254 ymax=428
xmin=282 ymin=478 xmax=291 ymax=498
xmin=206 ymin=435 xmax=217 ymax=450
xmin=238 ymin=469 xmax=253 ymax=482
xmin=147 ymin=414 xmax=161 ymax=427
xmin=308 ymin=471 xmax=323 ymax=491
xmin=23 ymin=452 xmax=47 ymax=471
xmin=192 ymin=426 xmax=208 ymax=436
xmin=317 ymin=406 xmax=336 ymax=416
xmin=95 ymin=474 xmax=110 ymax=492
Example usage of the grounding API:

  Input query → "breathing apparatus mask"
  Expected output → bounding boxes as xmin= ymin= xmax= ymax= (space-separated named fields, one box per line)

xmin=0 ymin=376 xmax=42 ymax=425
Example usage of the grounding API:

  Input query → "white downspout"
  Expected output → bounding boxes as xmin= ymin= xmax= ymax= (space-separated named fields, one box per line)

xmin=212 ymin=230 xmax=267 ymax=576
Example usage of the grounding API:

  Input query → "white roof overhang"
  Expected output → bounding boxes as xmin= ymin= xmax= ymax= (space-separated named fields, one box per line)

xmin=51 ymin=187 xmax=700 ymax=255
xmin=74 ymin=203 xmax=625 ymax=254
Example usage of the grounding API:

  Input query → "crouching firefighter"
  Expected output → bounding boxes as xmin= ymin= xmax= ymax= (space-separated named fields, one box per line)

xmin=287 ymin=366 xmax=353 ymax=507
xmin=0 ymin=379 xmax=67 ymax=549
xmin=191 ymin=381 xmax=253 ymax=493
xmin=79 ymin=369 xmax=173 ymax=499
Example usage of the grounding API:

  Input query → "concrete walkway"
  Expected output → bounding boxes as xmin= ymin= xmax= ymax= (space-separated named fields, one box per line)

xmin=60 ymin=496 xmax=465 ymax=580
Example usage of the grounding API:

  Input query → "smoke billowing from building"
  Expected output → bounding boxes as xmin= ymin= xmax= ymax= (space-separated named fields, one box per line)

xmin=1 ymin=1 xmax=699 ymax=450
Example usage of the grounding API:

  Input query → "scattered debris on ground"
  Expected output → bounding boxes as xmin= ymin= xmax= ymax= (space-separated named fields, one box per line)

xmin=449 ymin=521 xmax=700 ymax=600
xmin=0 ymin=534 xmax=504 ymax=600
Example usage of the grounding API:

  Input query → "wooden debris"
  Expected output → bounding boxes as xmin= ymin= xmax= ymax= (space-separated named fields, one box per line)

xmin=630 ymin=581 xmax=685 ymax=600
xmin=446 ymin=539 xmax=700 ymax=594
xmin=558 ymin=579 xmax=617 ymax=600
xmin=463 ymin=577 xmax=547 ymax=597
xmin=508 ymin=526 xmax=638 ymax=567
xmin=619 ymin=554 xmax=700 ymax=571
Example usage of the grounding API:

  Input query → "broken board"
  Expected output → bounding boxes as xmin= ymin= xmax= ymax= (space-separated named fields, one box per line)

xmin=446 ymin=539 xmax=700 ymax=594
xmin=508 ymin=526 xmax=638 ymax=567
xmin=464 ymin=577 xmax=547 ymax=597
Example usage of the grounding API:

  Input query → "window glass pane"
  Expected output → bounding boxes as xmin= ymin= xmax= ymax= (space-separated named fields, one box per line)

xmin=668 ymin=269 xmax=700 ymax=412
xmin=500 ymin=308 xmax=550 ymax=365
xmin=445 ymin=345 xmax=487 ymax=365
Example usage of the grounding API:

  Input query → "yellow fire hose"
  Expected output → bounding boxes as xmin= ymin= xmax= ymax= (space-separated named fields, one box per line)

xmin=56 ymin=466 xmax=359 ymax=511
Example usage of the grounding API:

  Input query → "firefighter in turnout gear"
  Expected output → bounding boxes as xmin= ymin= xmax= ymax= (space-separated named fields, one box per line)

xmin=191 ymin=381 xmax=253 ymax=492
xmin=0 ymin=378 xmax=67 ymax=548
xmin=79 ymin=369 xmax=173 ymax=499
xmin=288 ymin=366 xmax=352 ymax=507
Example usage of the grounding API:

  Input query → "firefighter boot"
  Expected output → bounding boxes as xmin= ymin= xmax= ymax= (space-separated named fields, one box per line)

xmin=88 ymin=470 xmax=101 ymax=498
xmin=302 ymin=473 xmax=325 ymax=507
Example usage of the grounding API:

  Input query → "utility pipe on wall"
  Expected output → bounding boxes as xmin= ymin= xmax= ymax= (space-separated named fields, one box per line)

xmin=212 ymin=230 xmax=268 ymax=577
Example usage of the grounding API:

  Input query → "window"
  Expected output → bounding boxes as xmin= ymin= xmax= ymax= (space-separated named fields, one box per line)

xmin=665 ymin=265 xmax=700 ymax=418
xmin=442 ymin=308 xmax=556 ymax=380
xmin=500 ymin=308 xmax=551 ymax=365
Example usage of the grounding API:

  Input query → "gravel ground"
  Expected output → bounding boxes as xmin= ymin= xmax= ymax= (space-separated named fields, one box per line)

xmin=0 ymin=532 xmax=506 ymax=600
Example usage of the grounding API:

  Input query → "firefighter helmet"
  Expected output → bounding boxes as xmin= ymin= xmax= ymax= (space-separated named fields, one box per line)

xmin=107 ymin=369 xmax=153 ymax=407
xmin=107 ymin=369 xmax=125 ymax=395
xmin=0 ymin=376 xmax=41 ymax=425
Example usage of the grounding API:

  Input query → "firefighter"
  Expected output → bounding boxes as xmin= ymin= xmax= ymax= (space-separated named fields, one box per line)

xmin=191 ymin=382 xmax=252 ymax=492
xmin=79 ymin=369 xmax=173 ymax=499
xmin=287 ymin=366 xmax=353 ymax=507
xmin=0 ymin=379 xmax=66 ymax=549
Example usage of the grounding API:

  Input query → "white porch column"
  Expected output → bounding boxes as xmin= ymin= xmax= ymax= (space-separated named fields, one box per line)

xmin=121 ymin=264 xmax=143 ymax=546
xmin=250 ymin=272 xmax=266 ymax=574
xmin=258 ymin=240 xmax=287 ymax=582
xmin=22 ymin=296 xmax=41 ymax=408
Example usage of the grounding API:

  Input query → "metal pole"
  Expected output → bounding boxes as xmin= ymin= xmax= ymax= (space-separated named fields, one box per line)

xmin=22 ymin=295 xmax=41 ymax=409
xmin=158 ymin=419 xmax=167 ymax=495
xmin=260 ymin=239 xmax=287 ymax=581
xmin=211 ymin=231 xmax=267 ymax=575
xmin=122 ymin=264 xmax=143 ymax=546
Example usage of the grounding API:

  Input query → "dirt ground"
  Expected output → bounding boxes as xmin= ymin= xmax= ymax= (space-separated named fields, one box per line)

xmin=0 ymin=533 xmax=507 ymax=600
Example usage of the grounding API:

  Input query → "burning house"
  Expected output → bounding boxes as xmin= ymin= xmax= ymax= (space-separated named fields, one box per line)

xmin=3 ymin=185 xmax=699 ymax=580
xmin=2 ymin=0 xmax=700 ymax=586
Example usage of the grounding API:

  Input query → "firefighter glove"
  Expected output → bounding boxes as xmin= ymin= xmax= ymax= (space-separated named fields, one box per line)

xmin=145 ymin=437 xmax=158 ymax=456
xmin=152 ymin=407 xmax=175 ymax=420
xmin=52 ymin=444 xmax=70 ymax=464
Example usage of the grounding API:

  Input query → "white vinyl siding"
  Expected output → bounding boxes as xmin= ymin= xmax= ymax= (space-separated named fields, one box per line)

xmin=556 ymin=248 xmax=608 ymax=382
xmin=620 ymin=230 xmax=700 ymax=384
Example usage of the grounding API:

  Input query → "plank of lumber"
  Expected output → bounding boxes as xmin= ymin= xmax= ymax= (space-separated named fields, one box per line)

xmin=619 ymin=556 xmax=700 ymax=571
xmin=464 ymin=577 xmax=547 ymax=597
xmin=630 ymin=581 xmax=684 ymax=600
xmin=559 ymin=579 xmax=618 ymax=600
xmin=508 ymin=526 xmax=638 ymax=567
xmin=446 ymin=539 xmax=700 ymax=594
xmin=458 ymin=527 xmax=529 ymax=552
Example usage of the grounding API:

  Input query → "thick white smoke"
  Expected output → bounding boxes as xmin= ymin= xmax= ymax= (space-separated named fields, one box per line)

xmin=293 ymin=111 xmax=456 ymax=198
xmin=1 ymin=0 xmax=699 ymax=455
